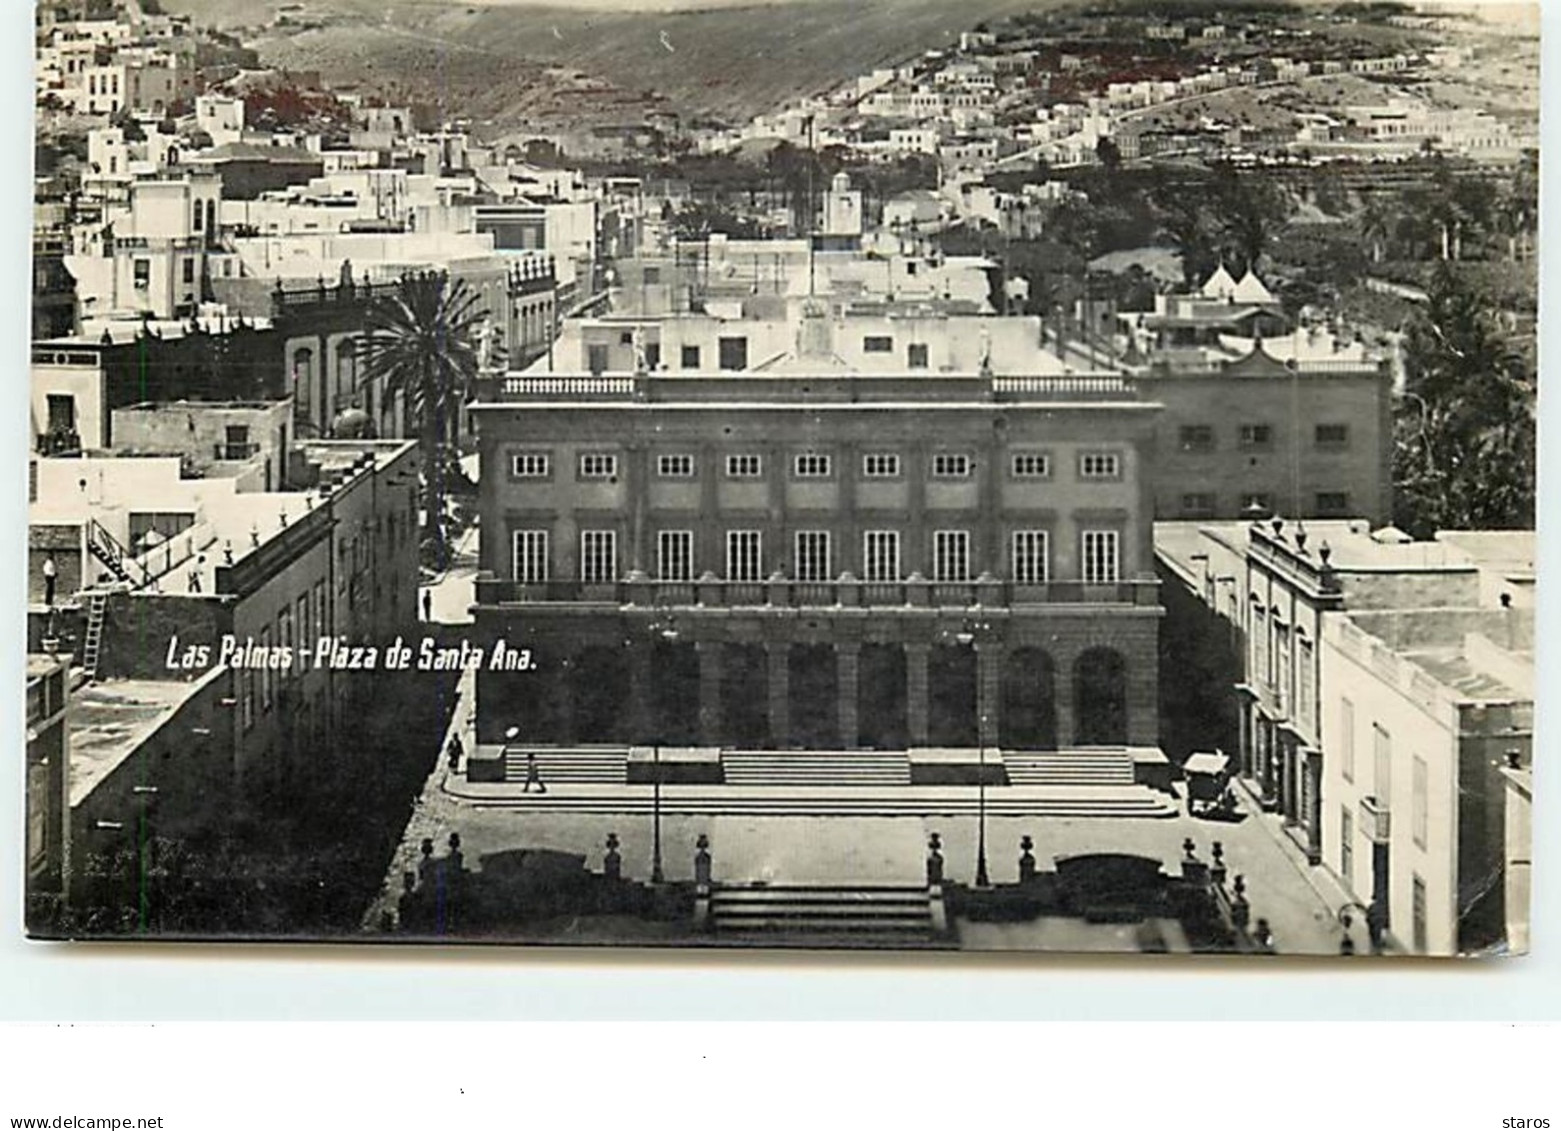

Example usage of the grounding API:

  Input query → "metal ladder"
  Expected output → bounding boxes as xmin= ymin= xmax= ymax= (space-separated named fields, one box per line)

xmin=81 ymin=591 xmax=109 ymax=681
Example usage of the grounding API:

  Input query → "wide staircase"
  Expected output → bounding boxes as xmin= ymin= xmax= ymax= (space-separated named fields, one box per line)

xmin=708 ymin=883 xmax=942 ymax=945
xmin=1002 ymin=748 xmax=1136 ymax=788
xmin=721 ymin=748 xmax=912 ymax=787
xmin=502 ymin=746 xmax=627 ymax=785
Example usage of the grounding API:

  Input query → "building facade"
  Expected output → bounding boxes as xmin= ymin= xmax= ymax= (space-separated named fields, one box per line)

xmin=471 ymin=355 xmax=1163 ymax=754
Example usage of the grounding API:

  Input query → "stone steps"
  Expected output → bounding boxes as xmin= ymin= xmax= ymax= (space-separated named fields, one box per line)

xmin=502 ymin=747 xmax=628 ymax=784
xmin=721 ymin=749 xmax=912 ymax=787
xmin=710 ymin=884 xmax=934 ymax=940
xmin=1002 ymin=749 xmax=1136 ymax=787
xmin=468 ymin=788 xmax=1178 ymax=819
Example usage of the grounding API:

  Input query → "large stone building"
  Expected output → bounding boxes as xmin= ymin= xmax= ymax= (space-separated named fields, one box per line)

xmin=470 ymin=307 xmax=1164 ymax=758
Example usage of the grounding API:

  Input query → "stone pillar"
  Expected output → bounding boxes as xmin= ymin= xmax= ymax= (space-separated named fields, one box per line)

xmin=905 ymin=643 xmax=930 ymax=747
xmin=555 ymin=656 xmax=575 ymax=744
xmin=975 ymin=641 xmax=1001 ymax=749
xmin=1054 ymin=645 xmax=1076 ymax=747
xmin=1126 ymin=629 xmax=1160 ymax=747
xmin=837 ymin=643 xmax=860 ymax=749
xmin=629 ymin=445 xmax=649 ymax=574
xmin=628 ymin=644 xmax=654 ymax=745
xmin=1237 ymin=700 xmax=1253 ymax=779
xmin=1260 ymin=718 xmax=1279 ymax=810
xmin=766 ymin=643 xmax=790 ymax=749
xmin=696 ymin=642 xmax=722 ymax=747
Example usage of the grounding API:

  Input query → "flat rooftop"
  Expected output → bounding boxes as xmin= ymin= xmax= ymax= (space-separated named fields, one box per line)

xmin=67 ymin=678 xmax=198 ymax=809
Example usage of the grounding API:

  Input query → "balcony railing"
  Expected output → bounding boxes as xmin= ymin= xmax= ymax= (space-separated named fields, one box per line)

xmin=213 ymin=442 xmax=260 ymax=461
xmin=474 ymin=575 xmax=1161 ymax=610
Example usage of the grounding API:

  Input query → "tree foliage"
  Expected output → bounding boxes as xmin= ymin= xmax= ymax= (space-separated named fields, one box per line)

xmin=1393 ymin=264 xmax=1535 ymax=539
xmin=358 ymin=272 xmax=491 ymax=568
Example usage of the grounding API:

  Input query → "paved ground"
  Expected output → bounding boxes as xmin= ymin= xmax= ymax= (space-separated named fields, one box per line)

xmin=419 ymin=522 xmax=479 ymax=626
xmin=368 ymin=672 xmax=1358 ymax=955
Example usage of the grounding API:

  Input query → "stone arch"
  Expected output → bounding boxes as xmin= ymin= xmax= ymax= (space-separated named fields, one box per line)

xmin=650 ymin=640 xmax=699 ymax=746
xmin=858 ymin=643 xmax=907 ymax=749
xmin=1075 ymin=647 xmax=1127 ymax=746
xmin=929 ymin=644 xmax=978 ymax=747
xmin=721 ymin=642 xmax=768 ymax=747
xmin=788 ymin=644 xmax=838 ymax=748
xmin=570 ymin=645 xmax=629 ymax=742
xmin=1000 ymin=647 xmax=1057 ymax=749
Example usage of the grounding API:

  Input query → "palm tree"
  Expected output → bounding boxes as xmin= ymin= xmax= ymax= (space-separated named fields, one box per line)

xmin=357 ymin=270 xmax=490 ymax=568
xmin=1359 ymin=196 xmax=1391 ymax=265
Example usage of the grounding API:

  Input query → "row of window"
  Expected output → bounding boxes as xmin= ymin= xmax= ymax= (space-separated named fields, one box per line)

xmin=588 ymin=337 xmax=937 ymax=372
xmin=1335 ymin=704 xmax=1430 ymax=853
xmin=513 ymin=528 xmax=1121 ymax=586
xmin=1180 ymin=491 xmax=1352 ymax=518
xmin=1178 ymin=423 xmax=1351 ymax=453
xmin=513 ymin=450 xmax=1123 ymax=483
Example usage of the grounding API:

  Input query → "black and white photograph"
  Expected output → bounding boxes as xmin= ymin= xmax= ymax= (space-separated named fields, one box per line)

xmin=21 ymin=0 xmax=1539 ymax=957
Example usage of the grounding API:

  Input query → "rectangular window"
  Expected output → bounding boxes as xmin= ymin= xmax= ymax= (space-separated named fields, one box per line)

xmin=1238 ymin=423 xmax=1273 ymax=449
xmin=1340 ymin=807 xmax=1354 ymax=888
xmin=642 ymin=266 xmax=662 ymax=285
xmin=578 ymin=453 xmax=618 ymax=480
xmin=278 ymin=608 xmax=293 ymax=683
xmin=513 ymin=529 xmax=549 ymax=583
xmin=511 ymin=452 xmax=550 ymax=478
xmin=1340 ymin=697 xmax=1355 ymax=782
xmin=1011 ymin=452 xmax=1051 ymax=479
xmin=1372 ymin=724 xmax=1392 ymax=807
xmin=681 ymin=344 xmax=701 ymax=369
xmin=725 ymin=454 xmax=763 ymax=478
xmin=296 ymin=595 xmax=309 ymax=655
xmin=726 ymin=530 xmax=762 ymax=582
xmin=794 ymin=530 xmax=831 ymax=582
xmin=1412 ymin=755 xmax=1428 ymax=849
xmin=182 ymin=259 xmax=195 ymax=284
xmin=1180 ymin=493 xmax=1216 ymax=518
xmin=657 ymin=530 xmax=693 ymax=582
xmin=1412 ymin=874 xmax=1427 ymax=953
xmin=933 ymin=530 xmax=971 ymax=582
xmin=657 ymin=453 xmax=696 ymax=478
xmin=863 ymin=530 xmax=901 ymax=582
xmin=580 ymin=530 xmax=617 ymax=584
xmin=794 ymin=453 xmax=832 ymax=478
xmin=1241 ymin=492 xmax=1274 ymax=514
xmin=1079 ymin=451 xmax=1121 ymax=479
xmin=931 ymin=453 xmax=972 ymax=479
xmin=1012 ymin=530 xmax=1049 ymax=584
xmin=1081 ymin=530 xmax=1120 ymax=584
xmin=907 ymin=343 xmax=930 ymax=369
xmin=1315 ymin=492 xmax=1351 ymax=516
xmin=133 ymin=258 xmax=150 ymax=289
xmin=1297 ymin=636 xmax=1315 ymax=728
xmin=863 ymin=453 xmax=901 ymax=478
xmin=863 ymin=335 xmax=894 ymax=353
xmin=1179 ymin=425 xmax=1215 ymax=452
xmin=241 ymin=668 xmax=254 ymax=731
xmin=259 ymin=626 xmax=272 ymax=711
xmin=717 ymin=336 xmax=748 ymax=370
xmin=586 ymin=343 xmax=609 ymax=374
xmin=1315 ymin=423 xmax=1350 ymax=448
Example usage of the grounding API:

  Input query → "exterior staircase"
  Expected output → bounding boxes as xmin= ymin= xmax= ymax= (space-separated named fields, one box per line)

xmin=1002 ymin=748 xmax=1136 ymax=788
xmin=84 ymin=518 xmax=151 ymax=590
xmin=502 ymin=746 xmax=627 ymax=785
xmin=708 ymin=883 xmax=943 ymax=945
xmin=721 ymin=748 xmax=912 ymax=787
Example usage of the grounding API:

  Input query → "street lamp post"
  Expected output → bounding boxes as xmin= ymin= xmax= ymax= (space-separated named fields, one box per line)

xmin=976 ymin=739 xmax=990 ymax=887
xmin=651 ymin=741 xmax=664 ymax=884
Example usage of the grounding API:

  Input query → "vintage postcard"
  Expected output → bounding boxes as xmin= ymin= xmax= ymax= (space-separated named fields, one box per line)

xmin=24 ymin=0 xmax=1536 ymax=955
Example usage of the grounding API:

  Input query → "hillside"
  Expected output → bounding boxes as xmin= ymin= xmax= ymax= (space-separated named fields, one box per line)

xmin=161 ymin=0 xmax=1062 ymax=128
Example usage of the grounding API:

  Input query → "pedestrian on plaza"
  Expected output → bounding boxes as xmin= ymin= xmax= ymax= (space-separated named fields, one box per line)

xmin=523 ymin=750 xmax=547 ymax=795
xmin=446 ymin=732 xmax=464 ymax=774
xmin=42 ymin=554 xmax=57 ymax=607
xmin=421 ymin=588 xmax=432 ymax=622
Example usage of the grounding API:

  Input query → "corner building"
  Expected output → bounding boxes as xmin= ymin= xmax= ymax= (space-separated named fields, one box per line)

xmin=471 ymin=351 xmax=1164 ymax=757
